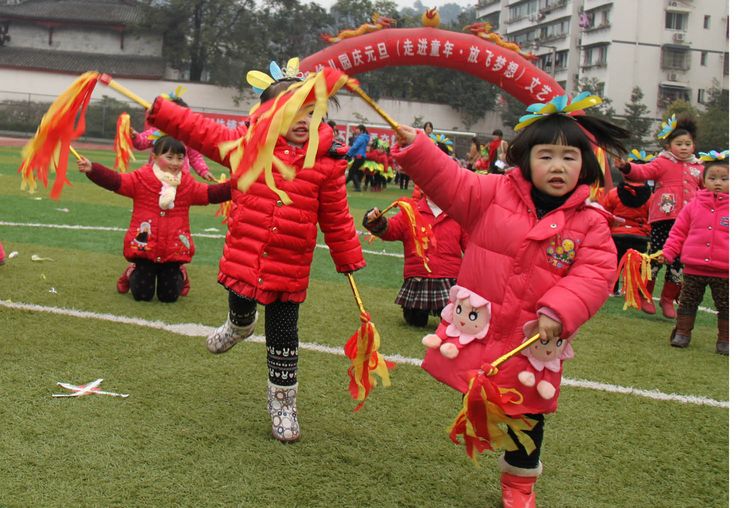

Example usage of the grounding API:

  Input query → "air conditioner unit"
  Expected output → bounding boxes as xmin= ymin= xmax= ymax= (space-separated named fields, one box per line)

xmin=673 ymin=32 xmax=686 ymax=42
xmin=667 ymin=72 xmax=678 ymax=81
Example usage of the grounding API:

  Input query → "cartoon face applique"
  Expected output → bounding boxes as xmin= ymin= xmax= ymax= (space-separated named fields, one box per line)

xmin=545 ymin=236 xmax=579 ymax=270
xmin=659 ymin=193 xmax=676 ymax=214
xmin=130 ymin=221 xmax=152 ymax=251
xmin=422 ymin=286 xmax=492 ymax=360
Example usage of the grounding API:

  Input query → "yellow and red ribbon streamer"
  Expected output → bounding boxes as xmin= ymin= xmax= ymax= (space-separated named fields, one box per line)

xmin=392 ymin=198 xmax=435 ymax=273
xmin=18 ymin=71 xmax=99 ymax=197
xmin=617 ymin=248 xmax=661 ymax=311
xmin=218 ymin=67 xmax=351 ymax=204
xmin=344 ymin=311 xmax=394 ymax=412
xmin=214 ymin=173 xmax=232 ymax=224
xmin=114 ymin=112 xmax=135 ymax=173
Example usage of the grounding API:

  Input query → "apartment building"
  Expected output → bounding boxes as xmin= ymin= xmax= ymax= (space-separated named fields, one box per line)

xmin=475 ymin=0 xmax=729 ymax=119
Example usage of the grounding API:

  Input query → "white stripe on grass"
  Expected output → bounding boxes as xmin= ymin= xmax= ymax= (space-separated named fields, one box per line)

xmin=1 ymin=299 xmax=727 ymax=409
xmin=0 ymin=221 xmax=405 ymax=258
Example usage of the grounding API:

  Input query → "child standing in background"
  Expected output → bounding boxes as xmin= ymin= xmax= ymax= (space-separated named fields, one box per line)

xmin=659 ymin=152 xmax=729 ymax=354
xmin=392 ymin=95 xmax=628 ymax=507
xmin=363 ymin=142 xmax=468 ymax=328
xmin=614 ymin=116 xmax=703 ymax=318
xmin=145 ymin=75 xmax=365 ymax=443
xmin=77 ymin=136 xmax=230 ymax=303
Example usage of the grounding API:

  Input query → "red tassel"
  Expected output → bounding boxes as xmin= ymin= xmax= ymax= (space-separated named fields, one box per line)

xmin=344 ymin=311 xmax=394 ymax=411
xmin=617 ymin=248 xmax=654 ymax=310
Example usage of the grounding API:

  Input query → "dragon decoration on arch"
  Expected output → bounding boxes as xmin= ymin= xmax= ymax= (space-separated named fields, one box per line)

xmin=321 ymin=12 xmax=397 ymax=43
xmin=463 ymin=22 xmax=538 ymax=61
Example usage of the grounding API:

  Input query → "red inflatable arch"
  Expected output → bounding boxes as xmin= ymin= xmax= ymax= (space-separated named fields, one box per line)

xmin=299 ymin=27 xmax=564 ymax=107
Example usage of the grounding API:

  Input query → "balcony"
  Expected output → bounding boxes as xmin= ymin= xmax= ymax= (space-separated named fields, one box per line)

xmin=539 ymin=0 xmax=569 ymax=15
xmin=581 ymin=61 xmax=607 ymax=70
xmin=583 ymin=20 xmax=611 ymax=32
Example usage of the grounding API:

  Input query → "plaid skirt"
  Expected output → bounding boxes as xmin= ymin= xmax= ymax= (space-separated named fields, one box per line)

xmin=395 ymin=277 xmax=456 ymax=315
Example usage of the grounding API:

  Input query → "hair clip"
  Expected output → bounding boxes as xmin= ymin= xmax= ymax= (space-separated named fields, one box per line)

xmin=146 ymin=129 xmax=165 ymax=141
xmin=657 ymin=114 xmax=677 ymax=140
xmin=160 ymin=86 xmax=186 ymax=102
xmin=246 ymin=58 xmax=303 ymax=94
xmin=429 ymin=133 xmax=454 ymax=153
xmin=514 ymin=92 xmax=603 ymax=131
xmin=698 ymin=149 xmax=729 ymax=162
xmin=627 ymin=149 xmax=656 ymax=163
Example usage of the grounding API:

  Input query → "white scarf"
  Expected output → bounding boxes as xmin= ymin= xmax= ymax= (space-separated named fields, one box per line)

xmin=426 ymin=198 xmax=442 ymax=217
xmin=152 ymin=163 xmax=182 ymax=210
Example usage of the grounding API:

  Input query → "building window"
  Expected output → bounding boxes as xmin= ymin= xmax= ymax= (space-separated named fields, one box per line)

xmin=509 ymin=0 xmax=539 ymax=22
xmin=666 ymin=12 xmax=688 ymax=30
xmin=583 ymin=45 xmax=608 ymax=67
xmin=724 ymin=52 xmax=729 ymax=75
xmin=697 ymin=89 xmax=706 ymax=104
xmin=700 ymin=51 xmax=708 ymax=66
xmin=539 ymin=18 xmax=570 ymax=41
xmin=703 ymin=15 xmax=711 ymax=29
xmin=661 ymin=47 xmax=690 ymax=70
xmin=555 ymin=49 xmax=568 ymax=70
xmin=658 ymin=85 xmax=690 ymax=108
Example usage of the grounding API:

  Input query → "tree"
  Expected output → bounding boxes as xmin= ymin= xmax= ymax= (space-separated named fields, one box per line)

xmin=576 ymin=77 xmax=615 ymax=119
xmin=497 ymin=89 xmax=528 ymax=132
xmin=696 ymin=81 xmax=729 ymax=152
xmin=623 ymin=86 xmax=651 ymax=148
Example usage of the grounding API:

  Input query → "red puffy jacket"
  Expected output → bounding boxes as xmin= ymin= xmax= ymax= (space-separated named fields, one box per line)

xmin=393 ymin=133 xmax=617 ymax=407
xmin=600 ymin=183 xmax=652 ymax=237
xmin=378 ymin=196 xmax=467 ymax=279
xmin=147 ymin=98 xmax=365 ymax=304
xmin=89 ymin=162 xmax=220 ymax=264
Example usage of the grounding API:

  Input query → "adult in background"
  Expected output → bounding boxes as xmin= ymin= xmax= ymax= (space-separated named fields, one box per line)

xmin=346 ymin=124 xmax=369 ymax=192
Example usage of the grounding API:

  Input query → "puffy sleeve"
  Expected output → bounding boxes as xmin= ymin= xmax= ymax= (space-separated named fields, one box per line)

xmin=131 ymin=128 xmax=154 ymax=151
xmin=662 ymin=202 xmax=693 ymax=263
xmin=537 ymin=212 xmax=617 ymax=338
xmin=377 ymin=211 xmax=408 ymax=242
xmin=147 ymin=97 xmax=248 ymax=168
xmin=186 ymin=146 xmax=211 ymax=178
xmin=620 ymin=158 xmax=666 ymax=182
xmin=392 ymin=132 xmax=501 ymax=233
xmin=317 ymin=157 xmax=366 ymax=273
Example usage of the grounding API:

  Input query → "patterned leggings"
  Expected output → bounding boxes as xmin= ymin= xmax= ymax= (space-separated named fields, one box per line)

xmin=678 ymin=274 xmax=729 ymax=320
xmin=648 ymin=220 xmax=683 ymax=284
xmin=130 ymin=260 xmax=183 ymax=302
xmin=228 ymin=292 xmax=299 ymax=386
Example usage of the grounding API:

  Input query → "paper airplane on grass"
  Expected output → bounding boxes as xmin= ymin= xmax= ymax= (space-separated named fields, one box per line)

xmin=53 ymin=378 xmax=129 ymax=398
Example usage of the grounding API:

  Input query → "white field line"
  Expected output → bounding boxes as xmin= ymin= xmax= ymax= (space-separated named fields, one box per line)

xmin=0 ymin=221 xmax=404 ymax=259
xmin=0 ymin=300 xmax=728 ymax=409
xmin=0 ymin=221 xmax=721 ymax=313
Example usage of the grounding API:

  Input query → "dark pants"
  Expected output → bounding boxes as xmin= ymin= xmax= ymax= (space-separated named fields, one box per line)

xmin=346 ymin=157 xmax=365 ymax=191
xmin=612 ymin=234 xmax=649 ymax=293
xmin=649 ymin=220 xmax=683 ymax=284
xmin=505 ymin=413 xmax=545 ymax=470
xmin=679 ymin=274 xmax=729 ymax=320
xmin=228 ymin=292 xmax=300 ymax=386
xmin=129 ymin=260 xmax=183 ymax=302
xmin=403 ymin=308 xmax=429 ymax=327
xmin=399 ymin=172 xmax=410 ymax=190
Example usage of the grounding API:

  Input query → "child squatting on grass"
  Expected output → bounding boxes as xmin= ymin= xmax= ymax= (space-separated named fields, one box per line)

xmin=144 ymin=71 xmax=365 ymax=443
xmin=391 ymin=98 xmax=628 ymax=507
xmin=657 ymin=151 xmax=729 ymax=354
xmin=77 ymin=136 xmax=231 ymax=303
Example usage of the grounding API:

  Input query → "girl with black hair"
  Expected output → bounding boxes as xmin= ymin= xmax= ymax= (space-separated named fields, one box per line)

xmin=614 ymin=115 xmax=703 ymax=318
xmin=76 ymin=136 xmax=231 ymax=303
xmin=392 ymin=104 xmax=628 ymax=507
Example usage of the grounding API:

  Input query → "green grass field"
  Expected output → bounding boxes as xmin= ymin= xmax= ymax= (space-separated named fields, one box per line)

xmin=0 ymin=146 xmax=728 ymax=507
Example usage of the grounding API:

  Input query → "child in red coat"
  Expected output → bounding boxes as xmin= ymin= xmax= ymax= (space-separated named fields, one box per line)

xmin=77 ymin=136 xmax=230 ymax=302
xmin=614 ymin=116 xmax=703 ymax=317
xmin=658 ymin=152 xmax=729 ymax=354
xmin=145 ymin=75 xmax=365 ymax=442
xmin=600 ymin=176 xmax=652 ymax=294
xmin=392 ymin=97 xmax=627 ymax=506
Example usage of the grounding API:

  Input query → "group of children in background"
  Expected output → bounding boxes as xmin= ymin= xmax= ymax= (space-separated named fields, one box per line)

xmin=20 ymin=68 xmax=724 ymax=508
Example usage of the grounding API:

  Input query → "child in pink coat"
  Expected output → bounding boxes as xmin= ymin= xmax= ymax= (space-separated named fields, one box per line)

xmin=392 ymin=101 xmax=628 ymax=506
xmin=659 ymin=152 xmax=728 ymax=354
xmin=614 ymin=116 xmax=703 ymax=317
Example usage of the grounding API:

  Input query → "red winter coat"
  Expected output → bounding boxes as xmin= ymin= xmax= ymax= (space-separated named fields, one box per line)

xmin=378 ymin=196 xmax=468 ymax=279
xmin=147 ymin=98 xmax=365 ymax=304
xmin=393 ymin=133 xmax=617 ymax=411
xmin=600 ymin=183 xmax=652 ymax=237
xmin=622 ymin=151 xmax=703 ymax=223
xmin=662 ymin=189 xmax=729 ymax=278
xmin=87 ymin=162 xmax=227 ymax=264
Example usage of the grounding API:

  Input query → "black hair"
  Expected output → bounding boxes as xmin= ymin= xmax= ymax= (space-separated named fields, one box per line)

xmin=665 ymin=115 xmax=697 ymax=143
xmin=423 ymin=121 xmax=434 ymax=131
xmin=259 ymin=77 xmax=302 ymax=103
xmin=357 ymin=124 xmax=367 ymax=133
xmin=435 ymin=141 xmax=451 ymax=155
xmin=506 ymin=114 xmax=630 ymax=187
xmin=492 ymin=129 xmax=503 ymax=138
xmin=327 ymin=119 xmax=336 ymax=128
xmin=471 ymin=137 xmax=481 ymax=150
xmin=702 ymin=157 xmax=729 ymax=178
xmin=171 ymin=97 xmax=188 ymax=108
xmin=153 ymin=135 xmax=186 ymax=157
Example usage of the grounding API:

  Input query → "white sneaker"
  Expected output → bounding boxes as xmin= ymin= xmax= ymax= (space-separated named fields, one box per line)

xmin=205 ymin=312 xmax=258 ymax=354
xmin=267 ymin=381 xmax=300 ymax=442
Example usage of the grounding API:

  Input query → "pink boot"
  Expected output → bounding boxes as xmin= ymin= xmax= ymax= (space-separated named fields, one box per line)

xmin=659 ymin=280 xmax=681 ymax=319
xmin=0 ymin=241 xmax=5 ymax=265
xmin=116 ymin=263 xmax=135 ymax=294
xmin=640 ymin=279 xmax=656 ymax=314
xmin=500 ymin=456 xmax=541 ymax=508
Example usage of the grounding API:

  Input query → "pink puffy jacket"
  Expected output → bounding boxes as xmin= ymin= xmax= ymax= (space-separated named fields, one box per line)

xmin=393 ymin=133 xmax=617 ymax=408
xmin=662 ymin=189 xmax=728 ymax=278
xmin=146 ymin=98 xmax=365 ymax=304
xmin=132 ymin=127 xmax=212 ymax=179
xmin=622 ymin=151 xmax=703 ymax=223
xmin=378 ymin=196 xmax=468 ymax=279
